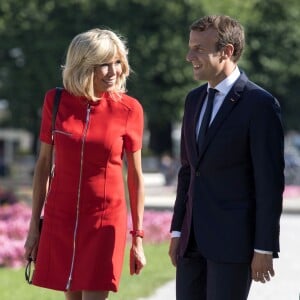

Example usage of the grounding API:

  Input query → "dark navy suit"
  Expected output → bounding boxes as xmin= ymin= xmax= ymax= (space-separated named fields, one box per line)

xmin=171 ymin=72 xmax=284 ymax=299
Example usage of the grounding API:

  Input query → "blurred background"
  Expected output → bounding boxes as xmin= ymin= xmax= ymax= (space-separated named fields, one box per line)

xmin=1 ymin=1 xmax=300 ymax=299
xmin=0 ymin=0 xmax=300 ymax=187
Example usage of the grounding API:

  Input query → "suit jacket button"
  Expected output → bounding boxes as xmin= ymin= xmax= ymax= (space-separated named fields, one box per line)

xmin=195 ymin=171 xmax=200 ymax=176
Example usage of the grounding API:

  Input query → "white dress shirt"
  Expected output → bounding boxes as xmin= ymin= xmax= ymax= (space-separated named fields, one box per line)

xmin=195 ymin=66 xmax=240 ymax=138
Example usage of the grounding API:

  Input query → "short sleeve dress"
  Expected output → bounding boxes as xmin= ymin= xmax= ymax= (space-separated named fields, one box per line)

xmin=32 ymin=89 xmax=144 ymax=292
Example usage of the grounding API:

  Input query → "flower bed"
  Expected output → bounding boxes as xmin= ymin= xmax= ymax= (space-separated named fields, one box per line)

xmin=0 ymin=202 xmax=31 ymax=268
xmin=0 ymin=202 xmax=172 ymax=268
xmin=127 ymin=209 xmax=172 ymax=243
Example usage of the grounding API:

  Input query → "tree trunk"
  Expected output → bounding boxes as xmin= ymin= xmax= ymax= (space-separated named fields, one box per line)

xmin=148 ymin=120 xmax=173 ymax=156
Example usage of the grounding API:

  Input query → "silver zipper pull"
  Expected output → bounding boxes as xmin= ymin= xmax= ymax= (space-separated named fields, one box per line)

xmin=86 ymin=104 xmax=91 ymax=123
xmin=66 ymin=277 xmax=72 ymax=290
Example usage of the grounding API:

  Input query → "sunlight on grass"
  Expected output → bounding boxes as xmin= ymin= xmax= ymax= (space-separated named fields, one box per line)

xmin=111 ymin=242 xmax=175 ymax=299
xmin=0 ymin=242 xmax=174 ymax=300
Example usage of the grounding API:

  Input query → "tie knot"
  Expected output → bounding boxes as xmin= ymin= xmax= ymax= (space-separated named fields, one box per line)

xmin=208 ymin=88 xmax=218 ymax=97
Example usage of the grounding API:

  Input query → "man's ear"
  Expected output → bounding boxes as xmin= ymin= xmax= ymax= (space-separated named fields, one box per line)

xmin=221 ymin=44 xmax=234 ymax=60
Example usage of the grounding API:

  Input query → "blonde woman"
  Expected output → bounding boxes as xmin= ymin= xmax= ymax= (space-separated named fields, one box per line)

xmin=25 ymin=28 xmax=146 ymax=300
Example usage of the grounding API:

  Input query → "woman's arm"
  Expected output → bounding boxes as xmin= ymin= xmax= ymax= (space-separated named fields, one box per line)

xmin=24 ymin=142 xmax=52 ymax=261
xmin=126 ymin=149 xmax=146 ymax=275
xmin=126 ymin=149 xmax=144 ymax=231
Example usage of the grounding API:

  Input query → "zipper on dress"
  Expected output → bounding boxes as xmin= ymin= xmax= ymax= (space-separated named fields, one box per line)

xmin=66 ymin=104 xmax=91 ymax=290
xmin=53 ymin=129 xmax=73 ymax=136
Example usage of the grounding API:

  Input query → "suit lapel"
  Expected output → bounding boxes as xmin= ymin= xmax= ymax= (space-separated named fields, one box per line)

xmin=196 ymin=73 xmax=249 ymax=165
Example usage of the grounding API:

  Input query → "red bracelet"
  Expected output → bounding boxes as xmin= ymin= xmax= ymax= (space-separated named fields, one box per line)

xmin=130 ymin=230 xmax=144 ymax=238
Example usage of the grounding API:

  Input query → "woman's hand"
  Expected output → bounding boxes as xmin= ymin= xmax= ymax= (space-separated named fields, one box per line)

xmin=130 ymin=238 xmax=146 ymax=275
xmin=24 ymin=220 xmax=40 ymax=262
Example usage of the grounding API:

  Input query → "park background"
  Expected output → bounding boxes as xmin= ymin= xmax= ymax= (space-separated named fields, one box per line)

xmin=1 ymin=0 xmax=300 ymax=299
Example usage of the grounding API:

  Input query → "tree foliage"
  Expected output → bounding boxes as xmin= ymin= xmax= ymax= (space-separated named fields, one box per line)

xmin=244 ymin=0 xmax=300 ymax=130
xmin=0 ymin=0 xmax=300 ymax=155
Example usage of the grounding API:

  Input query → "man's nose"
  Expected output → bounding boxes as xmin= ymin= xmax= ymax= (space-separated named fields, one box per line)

xmin=186 ymin=50 xmax=193 ymax=62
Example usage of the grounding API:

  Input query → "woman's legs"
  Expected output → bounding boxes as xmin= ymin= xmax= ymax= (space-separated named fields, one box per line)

xmin=65 ymin=290 xmax=109 ymax=300
xmin=65 ymin=291 xmax=82 ymax=300
xmin=82 ymin=291 xmax=109 ymax=300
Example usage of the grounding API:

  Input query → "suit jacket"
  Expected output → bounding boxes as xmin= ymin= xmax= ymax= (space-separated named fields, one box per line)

xmin=171 ymin=72 xmax=284 ymax=263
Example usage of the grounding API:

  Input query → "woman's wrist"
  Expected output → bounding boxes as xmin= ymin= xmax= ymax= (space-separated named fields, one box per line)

xmin=129 ymin=229 xmax=144 ymax=238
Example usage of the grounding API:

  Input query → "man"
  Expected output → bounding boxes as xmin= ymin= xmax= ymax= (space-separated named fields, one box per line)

xmin=169 ymin=15 xmax=284 ymax=300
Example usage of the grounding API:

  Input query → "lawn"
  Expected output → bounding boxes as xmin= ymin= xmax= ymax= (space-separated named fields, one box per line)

xmin=0 ymin=242 xmax=175 ymax=300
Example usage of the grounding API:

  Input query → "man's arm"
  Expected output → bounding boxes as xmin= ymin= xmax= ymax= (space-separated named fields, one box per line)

xmin=249 ymin=93 xmax=284 ymax=282
xmin=169 ymin=101 xmax=191 ymax=266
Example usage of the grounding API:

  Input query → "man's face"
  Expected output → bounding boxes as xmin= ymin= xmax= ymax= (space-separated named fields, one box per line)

xmin=186 ymin=29 xmax=226 ymax=86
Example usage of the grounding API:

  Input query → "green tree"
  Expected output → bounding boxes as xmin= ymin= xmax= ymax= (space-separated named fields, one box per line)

xmin=1 ymin=0 xmax=300 ymax=158
xmin=244 ymin=0 xmax=300 ymax=130
xmin=113 ymin=0 xmax=204 ymax=156
xmin=0 ymin=0 xmax=202 ymax=156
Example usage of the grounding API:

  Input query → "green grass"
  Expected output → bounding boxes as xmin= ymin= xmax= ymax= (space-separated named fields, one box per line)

xmin=0 ymin=242 xmax=175 ymax=300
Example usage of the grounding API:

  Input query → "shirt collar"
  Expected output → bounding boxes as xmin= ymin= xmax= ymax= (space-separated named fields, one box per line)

xmin=208 ymin=66 xmax=241 ymax=96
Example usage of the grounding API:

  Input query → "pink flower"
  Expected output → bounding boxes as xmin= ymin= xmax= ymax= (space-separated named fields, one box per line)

xmin=127 ymin=210 xmax=172 ymax=243
xmin=0 ymin=202 xmax=173 ymax=268
xmin=0 ymin=202 xmax=31 ymax=268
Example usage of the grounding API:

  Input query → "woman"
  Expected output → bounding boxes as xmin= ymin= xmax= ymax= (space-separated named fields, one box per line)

xmin=24 ymin=28 xmax=146 ymax=300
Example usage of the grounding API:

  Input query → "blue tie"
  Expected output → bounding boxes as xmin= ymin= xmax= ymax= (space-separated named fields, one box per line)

xmin=197 ymin=88 xmax=218 ymax=152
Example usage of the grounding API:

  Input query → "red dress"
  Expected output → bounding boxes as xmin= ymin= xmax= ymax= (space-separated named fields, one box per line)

xmin=32 ymin=89 xmax=143 ymax=292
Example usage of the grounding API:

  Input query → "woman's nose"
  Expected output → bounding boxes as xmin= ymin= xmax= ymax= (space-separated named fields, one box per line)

xmin=108 ymin=64 xmax=117 ymax=75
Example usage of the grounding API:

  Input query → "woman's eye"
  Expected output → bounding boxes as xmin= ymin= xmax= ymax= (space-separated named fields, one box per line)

xmin=99 ymin=61 xmax=121 ymax=67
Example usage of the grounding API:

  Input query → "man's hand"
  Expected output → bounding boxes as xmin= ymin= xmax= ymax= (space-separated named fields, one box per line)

xmin=251 ymin=252 xmax=275 ymax=283
xmin=168 ymin=237 xmax=180 ymax=267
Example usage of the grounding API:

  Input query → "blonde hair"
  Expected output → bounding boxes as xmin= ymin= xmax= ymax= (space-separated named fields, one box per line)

xmin=62 ymin=28 xmax=130 ymax=100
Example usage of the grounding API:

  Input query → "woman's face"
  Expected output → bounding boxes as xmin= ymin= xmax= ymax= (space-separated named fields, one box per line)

xmin=93 ymin=56 xmax=122 ymax=93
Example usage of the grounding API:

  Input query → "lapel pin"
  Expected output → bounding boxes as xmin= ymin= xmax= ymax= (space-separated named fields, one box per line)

xmin=230 ymin=92 xmax=240 ymax=103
